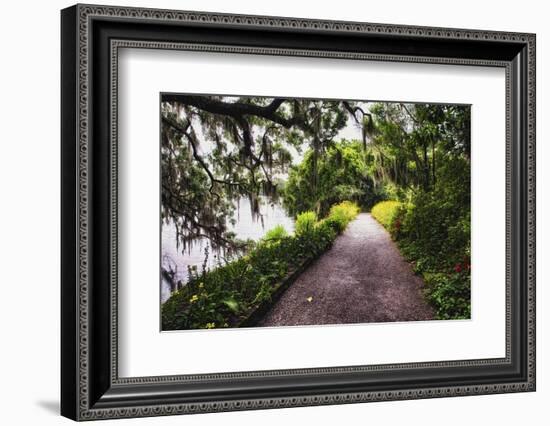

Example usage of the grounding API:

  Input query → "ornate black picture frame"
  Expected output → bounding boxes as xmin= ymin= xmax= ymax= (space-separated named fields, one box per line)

xmin=61 ymin=4 xmax=536 ymax=421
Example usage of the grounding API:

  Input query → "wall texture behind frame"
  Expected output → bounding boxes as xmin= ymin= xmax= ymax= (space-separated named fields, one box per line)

xmin=0 ymin=0 xmax=547 ymax=425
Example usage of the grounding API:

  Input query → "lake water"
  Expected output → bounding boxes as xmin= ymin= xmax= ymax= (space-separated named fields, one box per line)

xmin=161 ymin=197 xmax=295 ymax=303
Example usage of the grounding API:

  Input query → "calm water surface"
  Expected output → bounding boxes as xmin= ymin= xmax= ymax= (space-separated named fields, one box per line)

xmin=161 ymin=197 xmax=294 ymax=303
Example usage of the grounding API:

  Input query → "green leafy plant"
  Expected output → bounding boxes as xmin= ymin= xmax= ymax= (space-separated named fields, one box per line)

xmin=295 ymin=211 xmax=317 ymax=236
xmin=262 ymin=225 xmax=288 ymax=243
xmin=324 ymin=200 xmax=361 ymax=232
xmin=371 ymin=200 xmax=402 ymax=231
xmin=424 ymin=271 xmax=471 ymax=320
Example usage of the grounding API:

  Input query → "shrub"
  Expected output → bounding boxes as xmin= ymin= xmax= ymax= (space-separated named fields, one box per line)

xmin=262 ymin=224 xmax=288 ymax=242
xmin=295 ymin=211 xmax=317 ymax=236
xmin=399 ymin=162 xmax=470 ymax=272
xmin=397 ymin=193 xmax=471 ymax=319
xmin=444 ymin=211 xmax=471 ymax=262
xmin=325 ymin=201 xmax=361 ymax=232
xmin=329 ymin=200 xmax=361 ymax=223
xmin=315 ymin=218 xmax=338 ymax=240
xmin=424 ymin=271 xmax=471 ymax=320
xmin=371 ymin=200 xmax=402 ymax=231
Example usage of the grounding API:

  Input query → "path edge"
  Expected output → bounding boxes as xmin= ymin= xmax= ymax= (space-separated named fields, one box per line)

xmin=237 ymin=256 xmax=319 ymax=328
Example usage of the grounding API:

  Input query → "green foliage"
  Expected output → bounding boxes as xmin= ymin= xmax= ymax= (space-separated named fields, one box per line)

xmin=330 ymin=200 xmax=361 ymax=221
xmin=371 ymin=201 xmax=403 ymax=231
xmin=368 ymin=103 xmax=471 ymax=192
xmin=283 ymin=140 xmax=383 ymax=216
xmin=399 ymin=157 xmax=470 ymax=271
xmin=295 ymin=211 xmax=318 ymax=236
xmin=325 ymin=201 xmax=362 ymax=232
xmin=162 ymin=201 xmax=359 ymax=330
xmin=262 ymin=225 xmax=288 ymax=242
xmin=424 ymin=270 xmax=471 ymax=320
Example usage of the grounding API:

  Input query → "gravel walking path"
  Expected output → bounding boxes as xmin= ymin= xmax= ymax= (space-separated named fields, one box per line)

xmin=258 ymin=213 xmax=434 ymax=326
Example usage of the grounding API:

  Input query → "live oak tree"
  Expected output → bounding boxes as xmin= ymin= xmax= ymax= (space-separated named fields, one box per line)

xmin=161 ymin=95 xmax=355 ymax=253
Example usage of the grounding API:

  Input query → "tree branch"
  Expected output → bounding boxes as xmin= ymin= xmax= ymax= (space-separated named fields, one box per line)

xmin=162 ymin=115 xmax=247 ymax=194
xmin=161 ymin=95 xmax=301 ymax=128
xmin=400 ymin=103 xmax=419 ymax=124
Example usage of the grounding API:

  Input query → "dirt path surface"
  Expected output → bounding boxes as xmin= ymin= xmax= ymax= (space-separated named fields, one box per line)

xmin=258 ymin=213 xmax=434 ymax=326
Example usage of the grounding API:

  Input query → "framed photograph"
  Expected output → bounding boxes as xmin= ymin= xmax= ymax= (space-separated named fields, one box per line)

xmin=61 ymin=4 xmax=536 ymax=421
